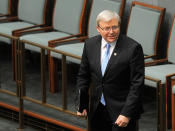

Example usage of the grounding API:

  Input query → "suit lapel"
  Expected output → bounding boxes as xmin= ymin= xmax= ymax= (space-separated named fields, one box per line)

xmin=103 ymin=35 xmax=122 ymax=77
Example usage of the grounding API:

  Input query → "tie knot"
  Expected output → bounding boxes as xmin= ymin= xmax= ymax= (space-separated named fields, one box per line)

xmin=106 ymin=43 xmax=110 ymax=49
xmin=106 ymin=43 xmax=111 ymax=54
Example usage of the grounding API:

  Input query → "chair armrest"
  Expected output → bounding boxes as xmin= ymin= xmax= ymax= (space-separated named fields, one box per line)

xmin=49 ymin=36 xmax=88 ymax=47
xmin=13 ymin=24 xmax=45 ymax=32
xmin=13 ymin=26 xmax=53 ymax=36
xmin=145 ymin=75 xmax=161 ymax=83
xmin=0 ymin=16 xmax=18 ymax=22
xmin=144 ymin=54 xmax=156 ymax=59
xmin=0 ymin=14 xmax=10 ymax=17
xmin=166 ymin=73 xmax=175 ymax=79
xmin=49 ymin=33 xmax=84 ymax=43
xmin=145 ymin=58 xmax=168 ymax=66
xmin=166 ymin=73 xmax=175 ymax=80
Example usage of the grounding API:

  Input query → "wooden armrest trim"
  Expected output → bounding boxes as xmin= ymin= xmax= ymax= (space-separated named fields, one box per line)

xmin=0 ymin=16 xmax=18 ymax=22
xmin=145 ymin=58 xmax=168 ymax=66
xmin=13 ymin=26 xmax=53 ymax=36
xmin=49 ymin=36 xmax=88 ymax=47
xmin=0 ymin=14 xmax=10 ymax=17
xmin=145 ymin=75 xmax=161 ymax=83
xmin=167 ymin=73 xmax=175 ymax=79
xmin=13 ymin=24 xmax=45 ymax=33
xmin=144 ymin=55 xmax=156 ymax=59
xmin=49 ymin=33 xmax=83 ymax=43
xmin=132 ymin=1 xmax=165 ymax=11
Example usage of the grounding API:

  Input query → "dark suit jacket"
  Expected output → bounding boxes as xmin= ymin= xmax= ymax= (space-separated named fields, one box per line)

xmin=76 ymin=34 xmax=144 ymax=121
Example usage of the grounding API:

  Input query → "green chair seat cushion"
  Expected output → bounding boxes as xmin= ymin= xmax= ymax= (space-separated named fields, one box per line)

xmin=20 ymin=31 xmax=71 ymax=53
xmin=145 ymin=64 xmax=175 ymax=87
xmin=51 ymin=43 xmax=84 ymax=64
xmin=0 ymin=22 xmax=34 ymax=44
xmin=0 ymin=22 xmax=34 ymax=35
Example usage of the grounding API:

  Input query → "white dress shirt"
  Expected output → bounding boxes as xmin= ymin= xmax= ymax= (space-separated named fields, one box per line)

xmin=101 ymin=38 xmax=117 ymax=64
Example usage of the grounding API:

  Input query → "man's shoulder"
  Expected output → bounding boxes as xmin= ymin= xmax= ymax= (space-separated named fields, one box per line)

xmin=119 ymin=34 xmax=141 ymax=48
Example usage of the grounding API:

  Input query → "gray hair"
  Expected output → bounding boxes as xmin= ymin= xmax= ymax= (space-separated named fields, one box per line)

xmin=96 ymin=10 xmax=121 ymax=26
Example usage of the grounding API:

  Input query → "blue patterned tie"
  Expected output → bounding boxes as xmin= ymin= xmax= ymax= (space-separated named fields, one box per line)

xmin=101 ymin=43 xmax=111 ymax=105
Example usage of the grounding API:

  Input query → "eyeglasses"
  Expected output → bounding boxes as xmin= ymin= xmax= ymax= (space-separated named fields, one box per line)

xmin=98 ymin=25 xmax=119 ymax=32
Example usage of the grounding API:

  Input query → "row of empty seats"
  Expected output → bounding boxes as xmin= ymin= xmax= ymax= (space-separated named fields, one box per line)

xmin=0 ymin=0 xmax=175 ymax=131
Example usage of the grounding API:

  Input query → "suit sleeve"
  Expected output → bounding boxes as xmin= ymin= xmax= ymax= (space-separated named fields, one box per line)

xmin=76 ymin=41 xmax=91 ymax=113
xmin=120 ymin=44 xmax=144 ymax=118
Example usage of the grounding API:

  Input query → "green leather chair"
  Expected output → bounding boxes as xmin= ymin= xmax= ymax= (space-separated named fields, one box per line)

xmin=126 ymin=2 xmax=165 ymax=130
xmin=145 ymin=15 xmax=175 ymax=131
xmin=126 ymin=1 xmax=165 ymax=61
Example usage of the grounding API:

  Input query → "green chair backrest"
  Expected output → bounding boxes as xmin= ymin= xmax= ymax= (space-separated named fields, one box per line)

xmin=18 ymin=0 xmax=46 ymax=24
xmin=0 ymin=0 xmax=9 ymax=14
xmin=53 ymin=0 xmax=86 ymax=35
xmin=127 ymin=2 xmax=164 ymax=57
xmin=168 ymin=16 xmax=175 ymax=63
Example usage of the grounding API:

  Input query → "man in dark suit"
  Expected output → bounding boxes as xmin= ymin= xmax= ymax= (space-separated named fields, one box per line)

xmin=76 ymin=10 xmax=144 ymax=131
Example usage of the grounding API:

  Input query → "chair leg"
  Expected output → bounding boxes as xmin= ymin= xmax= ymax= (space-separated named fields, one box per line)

xmin=172 ymin=79 xmax=175 ymax=131
xmin=158 ymin=84 xmax=166 ymax=131
xmin=172 ymin=94 xmax=175 ymax=131
xmin=12 ymin=39 xmax=17 ymax=81
xmin=49 ymin=54 xmax=59 ymax=93
xmin=166 ymin=80 xmax=172 ymax=129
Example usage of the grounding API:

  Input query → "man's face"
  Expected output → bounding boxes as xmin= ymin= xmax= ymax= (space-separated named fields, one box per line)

xmin=96 ymin=18 xmax=120 ymax=43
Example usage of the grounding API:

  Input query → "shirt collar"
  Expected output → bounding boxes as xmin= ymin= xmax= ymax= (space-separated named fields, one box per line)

xmin=101 ymin=38 xmax=117 ymax=49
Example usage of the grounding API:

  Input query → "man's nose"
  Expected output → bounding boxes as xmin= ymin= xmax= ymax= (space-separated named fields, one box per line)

xmin=109 ymin=28 xmax=114 ymax=33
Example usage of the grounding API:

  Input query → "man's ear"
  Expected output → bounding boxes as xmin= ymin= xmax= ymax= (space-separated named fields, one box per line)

xmin=96 ymin=26 xmax=100 ymax=33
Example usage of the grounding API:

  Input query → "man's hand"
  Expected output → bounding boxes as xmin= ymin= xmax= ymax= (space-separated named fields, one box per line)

xmin=115 ymin=115 xmax=130 ymax=127
xmin=77 ymin=109 xmax=87 ymax=117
